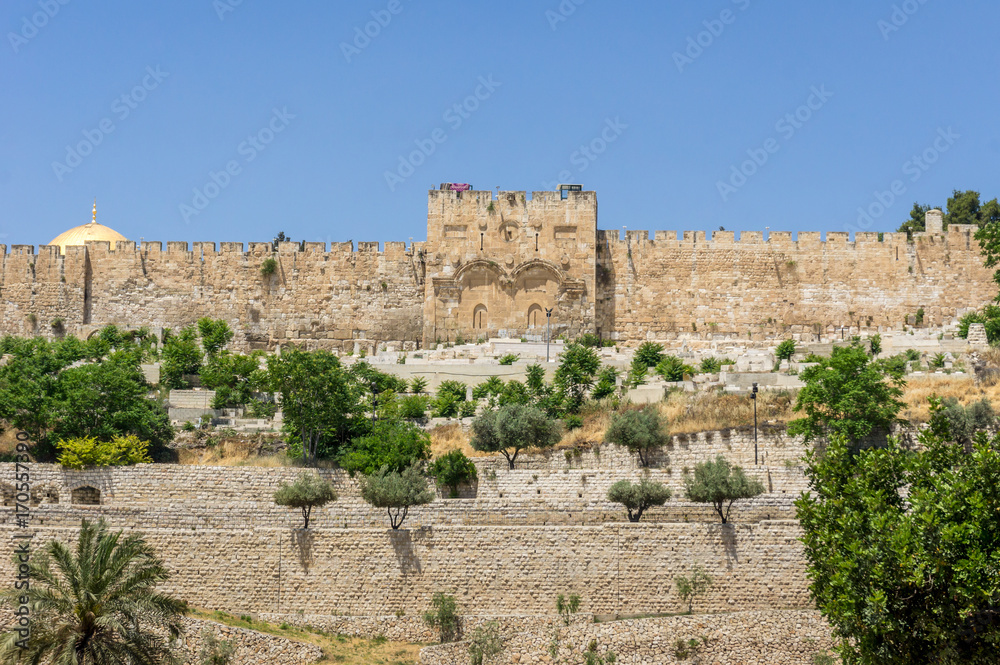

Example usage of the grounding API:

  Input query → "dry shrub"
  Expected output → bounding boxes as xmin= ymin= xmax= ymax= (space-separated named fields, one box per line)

xmin=429 ymin=422 xmax=483 ymax=458
xmin=901 ymin=375 xmax=1000 ymax=424
xmin=559 ymin=400 xmax=615 ymax=449
xmin=657 ymin=389 xmax=796 ymax=434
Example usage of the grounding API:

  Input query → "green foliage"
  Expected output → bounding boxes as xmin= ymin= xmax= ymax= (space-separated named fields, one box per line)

xmin=429 ymin=449 xmax=478 ymax=498
xmin=796 ymin=408 xmax=1000 ymax=665
xmin=905 ymin=348 xmax=922 ymax=362
xmin=946 ymin=189 xmax=1000 ymax=228
xmin=459 ymin=400 xmax=477 ymax=418
xmin=200 ymin=351 xmax=266 ymax=409
xmin=897 ymin=202 xmax=932 ymax=236
xmin=399 ymin=394 xmax=431 ymax=420
xmin=625 ymin=356 xmax=649 ymax=389
xmin=196 ymin=317 xmax=234 ymax=358
xmin=553 ymin=343 xmax=601 ymax=413
xmin=672 ymin=637 xmax=705 ymax=661
xmin=930 ymin=352 xmax=946 ymax=369
xmin=432 ymin=392 xmax=460 ymax=418
xmin=775 ymin=339 xmax=797 ymax=362
xmin=938 ymin=396 xmax=996 ymax=448
xmin=684 ymin=456 xmax=764 ymax=523
xmin=583 ymin=641 xmax=617 ymax=665
xmin=339 ymin=420 xmax=431 ymax=477
xmin=422 ymin=592 xmax=460 ymax=643
xmin=472 ymin=376 xmax=505 ymax=400
xmin=576 ymin=332 xmax=603 ymax=348
xmin=273 ymin=471 xmax=337 ymax=529
xmin=675 ymin=566 xmax=714 ymax=613
xmin=470 ymin=403 xmax=562 ymax=469
xmin=160 ymin=325 xmax=204 ymax=389
xmin=634 ymin=341 xmax=665 ymax=368
xmin=604 ymin=406 xmax=668 ymax=467
xmin=497 ymin=353 xmax=519 ymax=365
xmin=956 ymin=305 xmax=1000 ymax=343
xmin=55 ymin=434 xmax=152 ymax=469
xmin=555 ymin=593 xmax=581 ymax=625
xmin=868 ymin=333 xmax=882 ymax=358
xmin=496 ymin=380 xmax=531 ymax=408
xmin=358 ymin=462 xmax=434 ymax=529
xmin=199 ymin=628 xmax=235 ymax=665
xmin=787 ymin=342 xmax=906 ymax=445
xmin=409 ymin=376 xmax=429 ymax=394
xmin=563 ymin=414 xmax=583 ymax=430
xmin=590 ymin=366 xmax=619 ymax=400
xmin=0 ymin=518 xmax=185 ymax=664
xmin=525 ymin=363 xmax=546 ymax=395
xmin=655 ymin=355 xmax=695 ymax=382
xmin=260 ymin=257 xmax=277 ymax=276
xmin=698 ymin=356 xmax=724 ymax=374
xmin=607 ymin=477 xmax=671 ymax=522
xmin=468 ymin=620 xmax=504 ymax=665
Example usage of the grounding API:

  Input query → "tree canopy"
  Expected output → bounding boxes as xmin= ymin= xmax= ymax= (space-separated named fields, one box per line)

xmin=607 ymin=477 xmax=671 ymax=522
xmin=273 ymin=472 xmax=338 ymax=529
xmin=358 ymin=462 xmax=435 ymax=529
xmin=684 ymin=456 xmax=764 ymax=524
xmin=339 ymin=419 xmax=431 ymax=477
xmin=470 ymin=403 xmax=562 ymax=469
xmin=604 ymin=406 xmax=668 ymax=467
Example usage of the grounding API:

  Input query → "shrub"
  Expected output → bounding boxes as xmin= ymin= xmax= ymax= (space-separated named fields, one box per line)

xmin=199 ymin=628 xmax=235 ymax=665
xmin=553 ymin=343 xmax=602 ymax=413
xmin=625 ymin=356 xmax=648 ymax=389
xmin=273 ymin=472 xmax=337 ymax=529
xmin=937 ymin=396 xmax=996 ymax=447
xmin=339 ymin=420 xmax=430 ymax=477
xmin=399 ymin=394 xmax=430 ymax=420
xmin=260 ymin=257 xmax=277 ymax=276
xmin=498 ymin=353 xmax=519 ymax=365
xmin=459 ymin=400 xmax=477 ymax=418
xmin=422 ymin=592 xmax=460 ymax=643
xmin=432 ymin=392 xmax=460 ymax=418
xmin=556 ymin=593 xmax=581 ymax=625
xmin=409 ymin=375 xmax=429 ymax=394
xmin=655 ymin=356 xmax=694 ymax=382
xmin=930 ymin=352 xmax=946 ymax=369
xmin=957 ymin=305 xmax=1000 ymax=343
xmin=675 ymin=566 xmax=713 ymax=613
xmin=699 ymin=356 xmax=723 ymax=374
xmin=684 ymin=456 xmax=764 ymax=523
xmin=607 ymin=478 xmax=671 ymax=522
xmin=468 ymin=620 xmax=504 ymax=665
xmin=470 ymin=403 xmax=562 ymax=469
xmin=564 ymin=414 xmax=584 ymax=430
xmin=604 ymin=406 xmax=668 ymax=467
xmin=358 ymin=462 xmax=434 ymax=529
xmin=56 ymin=434 xmax=152 ymax=469
xmin=428 ymin=449 xmax=478 ymax=497
xmin=590 ymin=366 xmax=619 ymax=400
xmin=775 ymin=339 xmax=796 ymax=362
xmin=576 ymin=333 xmax=603 ymax=348
xmin=634 ymin=341 xmax=664 ymax=367
xmin=472 ymin=376 xmax=505 ymax=400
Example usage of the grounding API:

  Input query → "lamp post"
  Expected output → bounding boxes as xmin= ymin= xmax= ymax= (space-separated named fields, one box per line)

xmin=751 ymin=382 xmax=759 ymax=465
xmin=370 ymin=380 xmax=379 ymax=423
xmin=545 ymin=308 xmax=554 ymax=362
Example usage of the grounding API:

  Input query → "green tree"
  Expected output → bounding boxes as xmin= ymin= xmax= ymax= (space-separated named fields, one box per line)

xmin=553 ymin=343 xmax=601 ymax=413
xmin=625 ymin=356 xmax=649 ymax=389
xmin=199 ymin=629 xmax=235 ymax=665
xmin=590 ymin=366 xmax=619 ymax=400
xmin=525 ymin=363 xmax=547 ymax=396
xmin=775 ymin=339 xmax=796 ymax=362
xmin=428 ymin=449 xmax=478 ymax=497
xmin=196 ymin=317 xmax=234 ymax=358
xmin=268 ymin=349 xmax=361 ymax=464
xmin=675 ymin=566 xmax=713 ymax=613
xmin=273 ymin=471 xmax=338 ymax=529
xmin=787 ymin=342 xmax=906 ymax=445
xmin=607 ymin=477 xmax=671 ymax=522
xmin=339 ymin=419 xmax=431 ymax=477
xmin=200 ymin=351 xmax=266 ymax=409
xmin=409 ymin=376 xmax=429 ymax=394
xmin=956 ymin=305 xmax=1000 ymax=343
xmin=55 ymin=434 xmax=152 ymax=469
xmin=655 ymin=355 xmax=694 ymax=382
xmin=0 ymin=518 xmax=185 ymax=664
xmin=470 ymin=403 xmax=562 ymax=469
xmin=897 ymin=202 xmax=932 ymax=236
xmin=634 ymin=341 xmax=664 ymax=367
xmin=868 ymin=333 xmax=882 ymax=358
xmin=684 ymin=456 xmax=764 ymax=523
xmin=796 ymin=406 xmax=1000 ymax=664
xmin=468 ymin=620 xmax=504 ymax=665
xmin=160 ymin=325 xmax=204 ymax=389
xmin=937 ymin=396 xmax=996 ymax=449
xmin=604 ymin=406 xmax=668 ymax=467
xmin=358 ymin=462 xmax=435 ymax=529
xmin=422 ymin=592 xmax=460 ymax=643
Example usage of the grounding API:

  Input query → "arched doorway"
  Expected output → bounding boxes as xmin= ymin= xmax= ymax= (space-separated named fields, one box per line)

xmin=527 ymin=304 xmax=543 ymax=328
xmin=473 ymin=305 xmax=488 ymax=330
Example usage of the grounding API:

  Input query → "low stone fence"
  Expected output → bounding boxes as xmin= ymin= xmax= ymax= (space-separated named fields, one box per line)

xmin=177 ymin=617 xmax=322 ymax=664
xmin=419 ymin=610 xmax=836 ymax=665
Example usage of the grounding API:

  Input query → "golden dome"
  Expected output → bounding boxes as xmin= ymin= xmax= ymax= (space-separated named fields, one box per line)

xmin=49 ymin=201 xmax=127 ymax=253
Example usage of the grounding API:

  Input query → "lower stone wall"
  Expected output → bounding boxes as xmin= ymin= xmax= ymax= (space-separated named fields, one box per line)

xmin=420 ymin=610 xmax=836 ymax=665
xmin=1 ymin=522 xmax=810 ymax=617
xmin=177 ymin=617 xmax=322 ymax=664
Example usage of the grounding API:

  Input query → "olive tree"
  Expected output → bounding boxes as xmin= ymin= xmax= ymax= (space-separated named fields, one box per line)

xmin=470 ymin=403 xmax=561 ymax=469
xmin=607 ymin=477 xmax=671 ymax=522
xmin=604 ymin=406 xmax=668 ymax=467
xmin=273 ymin=472 xmax=338 ymax=529
xmin=359 ymin=462 xmax=434 ymax=529
xmin=684 ymin=456 xmax=764 ymax=524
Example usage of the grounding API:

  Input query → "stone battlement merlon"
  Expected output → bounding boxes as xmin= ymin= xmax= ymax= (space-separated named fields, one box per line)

xmin=595 ymin=229 xmax=944 ymax=248
xmin=0 ymin=240 xmax=427 ymax=259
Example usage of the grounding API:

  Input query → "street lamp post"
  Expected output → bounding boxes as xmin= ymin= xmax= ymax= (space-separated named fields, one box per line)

xmin=751 ymin=382 xmax=759 ymax=465
xmin=545 ymin=308 xmax=554 ymax=362
xmin=370 ymin=380 xmax=379 ymax=423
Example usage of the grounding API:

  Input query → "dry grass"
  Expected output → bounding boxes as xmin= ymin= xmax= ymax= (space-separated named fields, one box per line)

xmin=658 ymin=389 xmax=797 ymax=435
xmin=187 ymin=608 xmax=425 ymax=664
xmin=901 ymin=374 xmax=1000 ymax=424
xmin=428 ymin=422 xmax=484 ymax=458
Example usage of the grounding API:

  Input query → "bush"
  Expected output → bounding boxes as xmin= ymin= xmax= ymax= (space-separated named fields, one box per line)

xmin=553 ymin=343 xmax=602 ymax=413
xmin=655 ymin=356 xmax=694 ymax=382
xmin=199 ymin=628 xmax=235 ymax=665
xmin=432 ymin=392 xmax=460 ymax=418
xmin=459 ymin=400 xmax=477 ymax=418
xmin=699 ymin=357 xmax=723 ymax=374
xmin=930 ymin=352 xmax=946 ymax=369
xmin=472 ymin=376 xmax=505 ymax=400
xmin=604 ymin=406 xmax=668 ymax=467
xmin=957 ymin=305 xmax=1000 ymax=343
xmin=937 ymin=396 xmax=996 ymax=447
xmin=634 ymin=342 xmax=664 ymax=368
xmin=422 ymin=592 xmax=460 ymax=643
xmin=564 ymin=414 xmax=584 ymax=430
xmin=470 ymin=403 xmax=561 ymax=469
xmin=607 ymin=478 xmax=671 ymax=522
xmin=339 ymin=420 xmax=431 ymax=477
xmin=468 ymin=620 xmax=504 ymax=665
xmin=684 ymin=456 xmax=764 ymax=523
xmin=428 ymin=449 xmax=478 ymax=497
xmin=273 ymin=471 xmax=338 ymax=529
xmin=625 ymin=356 xmax=648 ymax=389
xmin=576 ymin=333 xmax=603 ymax=348
xmin=675 ymin=566 xmax=713 ymax=613
xmin=358 ymin=462 xmax=434 ymax=529
xmin=556 ymin=593 xmax=581 ymax=625
xmin=399 ymin=394 xmax=430 ymax=420
xmin=260 ymin=257 xmax=277 ymax=276
xmin=590 ymin=366 xmax=619 ymax=400
xmin=775 ymin=339 xmax=796 ymax=362
xmin=55 ymin=434 xmax=152 ymax=469
xmin=409 ymin=376 xmax=428 ymax=394
xmin=497 ymin=353 xmax=519 ymax=366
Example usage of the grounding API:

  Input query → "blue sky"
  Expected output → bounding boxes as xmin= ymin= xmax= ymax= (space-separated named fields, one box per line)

xmin=2 ymin=0 xmax=998 ymax=247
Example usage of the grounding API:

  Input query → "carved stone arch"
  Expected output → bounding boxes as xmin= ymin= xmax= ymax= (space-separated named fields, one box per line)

xmin=453 ymin=259 xmax=509 ymax=285
xmin=513 ymin=261 xmax=561 ymax=335
xmin=71 ymin=486 xmax=101 ymax=505
xmin=527 ymin=304 xmax=544 ymax=328
xmin=510 ymin=259 xmax=563 ymax=283
xmin=473 ymin=304 xmax=488 ymax=330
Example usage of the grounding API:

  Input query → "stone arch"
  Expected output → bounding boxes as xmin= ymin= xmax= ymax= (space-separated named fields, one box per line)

xmin=513 ymin=262 xmax=561 ymax=334
xmin=71 ymin=486 xmax=101 ymax=505
xmin=527 ymin=304 xmax=544 ymax=328
xmin=30 ymin=486 xmax=60 ymax=506
xmin=472 ymin=304 xmax=488 ymax=330
xmin=0 ymin=484 xmax=14 ymax=507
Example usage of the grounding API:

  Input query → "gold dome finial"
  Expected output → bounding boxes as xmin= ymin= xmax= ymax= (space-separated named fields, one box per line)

xmin=92 ymin=199 xmax=97 ymax=225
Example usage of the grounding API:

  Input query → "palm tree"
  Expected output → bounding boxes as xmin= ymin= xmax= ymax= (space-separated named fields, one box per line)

xmin=0 ymin=518 xmax=186 ymax=664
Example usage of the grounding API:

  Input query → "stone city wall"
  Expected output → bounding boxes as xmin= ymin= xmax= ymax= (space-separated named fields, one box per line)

xmin=0 ymin=522 xmax=811 ymax=617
